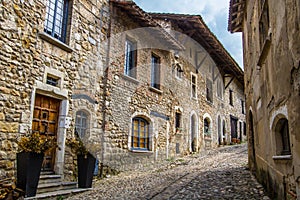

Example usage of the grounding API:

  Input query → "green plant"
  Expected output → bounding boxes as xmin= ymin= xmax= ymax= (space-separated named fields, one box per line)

xmin=17 ymin=132 xmax=56 ymax=154
xmin=66 ymin=136 xmax=88 ymax=156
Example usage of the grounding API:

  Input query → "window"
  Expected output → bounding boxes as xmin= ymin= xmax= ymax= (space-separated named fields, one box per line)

xmin=241 ymin=100 xmax=245 ymax=114
xmin=132 ymin=117 xmax=150 ymax=150
xmin=44 ymin=0 xmax=71 ymax=43
xmin=204 ymin=118 xmax=210 ymax=136
xmin=275 ymin=118 xmax=291 ymax=155
xmin=46 ymin=75 xmax=59 ymax=87
xmin=175 ymin=112 xmax=181 ymax=130
xmin=75 ymin=110 xmax=88 ymax=138
xmin=151 ymin=54 xmax=160 ymax=89
xmin=124 ymin=39 xmax=137 ymax=78
xmin=259 ymin=0 xmax=269 ymax=49
xmin=229 ymin=90 xmax=234 ymax=106
xmin=206 ymin=78 xmax=213 ymax=102
xmin=217 ymin=79 xmax=223 ymax=99
xmin=175 ymin=64 xmax=183 ymax=79
xmin=239 ymin=121 xmax=243 ymax=140
xmin=191 ymin=74 xmax=197 ymax=98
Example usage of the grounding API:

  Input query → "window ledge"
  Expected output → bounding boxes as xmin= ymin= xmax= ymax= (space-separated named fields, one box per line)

xmin=272 ymin=155 xmax=292 ymax=160
xmin=206 ymin=100 xmax=213 ymax=105
xmin=39 ymin=32 xmax=73 ymax=53
xmin=121 ymin=74 xmax=139 ymax=85
xmin=129 ymin=149 xmax=153 ymax=154
xmin=149 ymin=86 xmax=163 ymax=94
xmin=175 ymin=76 xmax=182 ymax=81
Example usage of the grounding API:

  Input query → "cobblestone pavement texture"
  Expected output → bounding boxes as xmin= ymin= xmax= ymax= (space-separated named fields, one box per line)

xmin=67 ymin=144 xmax=270 ymax=200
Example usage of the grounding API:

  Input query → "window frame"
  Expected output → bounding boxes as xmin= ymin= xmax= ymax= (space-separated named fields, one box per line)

xmin=275 ymin=118 xmax=291 ymax=156
xmin=216 ymin=79 xmax=223 ymax=99
xmin=191 ymin=73 xmax=197 ymax=99
xmin=175 ymin=112 xmax=182 ymax=131
xmin=131 ymin=117 xmax=150 ymax=151
xmin=124 ymin=39 xmax=137 ymax=78
xmin=44 ymin=0 xmax=70 ymax=43
xmin=229 ymin=89 xmax=234 ymax=106
xmin=204 ymin=118 xmax=211 ymax=136
xmin=75 ymin=110 xmax=88 ymax=139
xmin=175 ymin=64 xmax=183 ymax=79
xmin=241 ymin=100 xmax=245 ymax=114
xmin=150 ymin=54 xmax=161 ymax=90
xmin=206 ymin=78 xmax=213 ymax=103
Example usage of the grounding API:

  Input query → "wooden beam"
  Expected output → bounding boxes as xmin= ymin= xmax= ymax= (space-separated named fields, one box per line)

xmin=225 ymin=76 xmax=235 ymax=89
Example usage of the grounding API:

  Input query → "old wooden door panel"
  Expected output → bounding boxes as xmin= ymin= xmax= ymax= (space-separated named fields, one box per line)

xmin=32 ymin=94 xmax=60 ymax=171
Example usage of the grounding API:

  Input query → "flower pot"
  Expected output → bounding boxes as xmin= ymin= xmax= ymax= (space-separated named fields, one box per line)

xmin=16 ymin=152 xmax=44 ymax=197
xmin=77 ymin=153 xmax=96 ymax=188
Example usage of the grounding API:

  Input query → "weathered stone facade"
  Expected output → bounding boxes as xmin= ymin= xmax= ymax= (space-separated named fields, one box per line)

xmin=101 ymin=3 xmax=246 ymax=171
xmin=0 ymin=0 xmax=109 ymax=181
xmin=0 ymin=0 xmax=245 ymax=193
xmin=229 ymin=0 xmax=300 ymax=199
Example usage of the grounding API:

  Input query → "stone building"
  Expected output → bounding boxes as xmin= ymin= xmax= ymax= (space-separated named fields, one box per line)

xmin=229 ymin=0 xmax=300 ymax=199
xmin=0 ymin=0 xmax=110 ymax=191
xmin=103 ymin=1 xmax=246 ymax=171
xmin=0 ymin=0 xmax=244 ymax=196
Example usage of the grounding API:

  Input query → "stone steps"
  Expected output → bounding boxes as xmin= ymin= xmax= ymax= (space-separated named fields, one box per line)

xmin=23 ymin=172 xmax=90 ymax=199
xmin=39 ymin=174 xmax=62 ymax=184
xmin=37 ymin=181 xmax=78 ymax=194
xmin=25 ymin=188 xmax=91 ymax=200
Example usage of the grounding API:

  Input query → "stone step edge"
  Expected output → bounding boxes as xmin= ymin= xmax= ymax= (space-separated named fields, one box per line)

xmin=37 ymin=181 xmax=77 ymax=189
xmin=25 ymin=188 xmax=92 ymax=200
xmin=39 ymin=174 xmax=62 ymax=180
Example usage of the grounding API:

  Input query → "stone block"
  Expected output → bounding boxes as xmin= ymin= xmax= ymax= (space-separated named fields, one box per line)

xmin=0 ymin=87 xmax=10 ymax=94
xmin=0 ymin=151 xmax=7 ymax=160
xmin=0 ymin=113 xmax=4 ymax=121
xmin=6 ymin=122 xmax=19 ymax=133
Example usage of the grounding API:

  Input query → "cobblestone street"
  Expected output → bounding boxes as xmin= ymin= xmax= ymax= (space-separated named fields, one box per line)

xmin=67 ymin=144 xmax=270 ymax=200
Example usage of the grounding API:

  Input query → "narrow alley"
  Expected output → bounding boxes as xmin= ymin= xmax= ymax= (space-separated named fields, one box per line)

xmin=67 ymin=144 xmax=270 ymax=200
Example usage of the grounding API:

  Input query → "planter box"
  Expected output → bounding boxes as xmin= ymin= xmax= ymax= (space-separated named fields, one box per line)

xmin=77 ymin=153 xmax=96 ymax=188
xmin=17 ymin=152 xmax=44 ymax=197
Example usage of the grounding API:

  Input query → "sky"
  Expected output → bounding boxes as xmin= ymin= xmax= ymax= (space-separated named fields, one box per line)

xmin=134 ymin=0 xmax=243 ymax=69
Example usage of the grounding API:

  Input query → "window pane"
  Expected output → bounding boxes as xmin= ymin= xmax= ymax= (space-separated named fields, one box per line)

xmin=132 ymin=118 xmax=149 ymax=149
xmin=44 ymin=0 xmax=68 ymax=42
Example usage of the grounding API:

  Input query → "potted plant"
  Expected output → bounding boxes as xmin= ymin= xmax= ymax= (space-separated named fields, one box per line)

xmin=17 ymin=132 xmax=56 ymax=197
xmin=66 ymin=133 xmax=96 ymax=188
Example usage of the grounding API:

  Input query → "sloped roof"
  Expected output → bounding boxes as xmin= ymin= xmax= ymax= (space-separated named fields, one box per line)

xmin=109 ymin=0 xmax=244 ymax=85
xmin=151 ymin=13 xmax=244 ymax=85
xmin=228 ymin=0 xmax=245 ymax=33
xmin=110 ymin=0 xmax=184 ymax=50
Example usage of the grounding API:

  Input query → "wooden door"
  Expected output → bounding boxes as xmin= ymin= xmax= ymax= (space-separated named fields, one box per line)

xmin=32 ymin=94 xmax=60 ymax=171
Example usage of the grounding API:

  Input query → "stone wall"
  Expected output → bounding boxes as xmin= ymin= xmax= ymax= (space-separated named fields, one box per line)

xmin=242 ymin=0 xmax=300 ymax=199
xmin=0 ymin=0 xmax=245 ymax=184
xmin=0 ymin=0 xmax=109 ymax=181
xmin=101 ymin=6 xmax=245 ymax=172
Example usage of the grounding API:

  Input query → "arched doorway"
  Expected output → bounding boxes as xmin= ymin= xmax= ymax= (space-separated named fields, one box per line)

xmin=191 ymin=114 xmax=197 ymax=152
xmin=248 ymin=110 xmax=256 ymax=172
